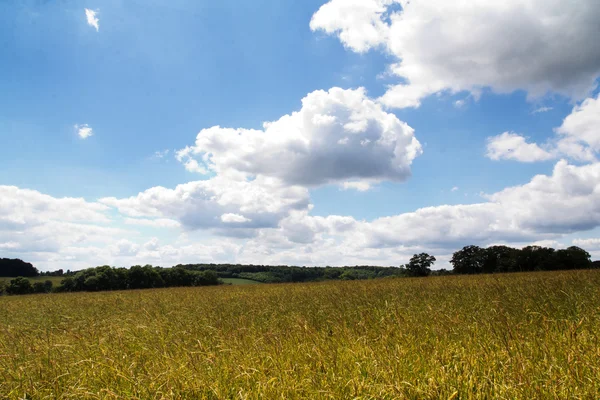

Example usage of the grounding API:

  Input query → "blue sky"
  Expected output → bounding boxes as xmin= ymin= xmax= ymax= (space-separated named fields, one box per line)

xmin=1 ymin=0 xmax=600 ymax=271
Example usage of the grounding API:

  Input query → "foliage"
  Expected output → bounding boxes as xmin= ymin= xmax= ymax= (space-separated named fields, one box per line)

xmin=6 ymin=277 xmax=33 ymax=295
xmin=0 ymin=258 xmax=38 ymax=277
xmin=54 ymin=265 xmax=220 ymax=293
xmin=181 ymin=264 xmax=407 ymax=283
xmin=1 ymin=271 xmax=600 ymax=398
xmin=406 ymin=253 xmax=436 ymax=277
xmin=32 ymin=280 xmax=53 ymax=294
xmin=450 ymin=245 xmax=486 ymax=274
xmin=451 ymin=244 xmax=592 ymax=274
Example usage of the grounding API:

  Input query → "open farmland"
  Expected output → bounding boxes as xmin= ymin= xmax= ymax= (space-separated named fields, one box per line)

xmin=1 ymin=270 xmax=600 ymax=399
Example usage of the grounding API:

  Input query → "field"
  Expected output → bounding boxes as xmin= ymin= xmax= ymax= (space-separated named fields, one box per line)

xmin=1 ymin=270 xmax=599 ymax=399
xmin=0 ymin=276 xmax=64 ymax=285
xmin=220 ymin=278 xmax=263 ymax=285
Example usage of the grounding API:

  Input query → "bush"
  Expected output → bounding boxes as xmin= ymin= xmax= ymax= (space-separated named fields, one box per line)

xmin=33 ymin=280 xmax=53 ymax=294
xmin=7 ymin=277 xmax=33 ymax=295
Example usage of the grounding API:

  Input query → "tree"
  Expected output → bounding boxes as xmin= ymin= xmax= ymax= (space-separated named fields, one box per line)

xmin=0 ymin=258 xmax=38 ymax=277
xmin=33 ymin=280 xmax=53 ymax=294
xmin=483 ymin=246 xmax=520 ymax=273
xmin=450 ymin=245 xmax=485 ymax=274
xmin=517 ymin=246 xmax=555 ymax=271
xmin=57 ymin=277 xmax=76 ymax=292
xmin=6 ymin=277 xmax=33 ymax=295
xmin=406 ymin=253 xmax=436 ymax=277
xmin=554 ymin=246 xmax=592 ymax=270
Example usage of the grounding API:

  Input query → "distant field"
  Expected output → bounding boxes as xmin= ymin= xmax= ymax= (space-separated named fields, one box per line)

xmin=1 ymin=270 xmax=600 ymax=398
xmin=0 ymin=276 xmax=63 ymax=285
xmin=220 ymin=277 xmax=263 ymax=285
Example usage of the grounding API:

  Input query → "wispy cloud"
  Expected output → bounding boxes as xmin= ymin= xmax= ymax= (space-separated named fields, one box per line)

xmin=151 ymin=149 xmax=170 ymax=160
xmin=451 ymin=186 xmax=459 ymax=192
xmin=532 ymin=106 xmax=553 ymax=114
xmin=85 ymin=9 xmax=99 ymax=32
xmin=75 ymin=124 xmax=93 ymax=139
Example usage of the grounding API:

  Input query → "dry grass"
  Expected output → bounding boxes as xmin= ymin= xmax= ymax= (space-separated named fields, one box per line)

xmin=1 ymin=270 xmax=599 ymax=399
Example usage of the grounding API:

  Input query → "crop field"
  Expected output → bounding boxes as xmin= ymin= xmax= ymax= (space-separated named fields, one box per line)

xmin=220 ymin=278 xmax=264 ymax=285
xmin=0 ymin=276 xmax=64 ymax=285
xmin=1 ymin=270 xmax=600 ymax=399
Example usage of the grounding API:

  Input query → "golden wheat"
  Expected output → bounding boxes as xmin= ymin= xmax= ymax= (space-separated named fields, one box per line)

xmin=1 ymin=270 xmax=599 ymax=399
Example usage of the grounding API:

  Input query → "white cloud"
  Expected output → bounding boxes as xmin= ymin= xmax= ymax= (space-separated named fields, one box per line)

xmin=75 ymin=124 xmax=93 ymax=139
xmin=451 ymin=187 xmax=459 ymax=192
xmin=486 ymin=95 xmax=600 ymax=163
xmin=312 ymin=0 xmax=600 ymax=108
xmin=124 ymin=218 xmax=181 ymax=229
xmin=269 ymin=160 xmax=600 ymax=252
xmin=454 ymin=100 xmax=466 ymax=109
xmin=111 ymin=239 xmax=139 ymax=257
xmin=342 ymin=181 xmax=372 ymax=192
xmin=0 ymin=186 xmax=136 ymax=270
xmin=85 ymin=9 xmax=99 ymax=32
xmin=556 ymin=95 xmax=600 ymax=154
xmin=100 ymin=176 xmax=309 ymax=235
xmin=151 ymin=149 xmax=170 ymax=160
xmin=221 ymin=213 xmax=251 ymax=224
xmin=176 ymin=87 xmax=422 ymax=187
xmin=486 ymin=132 xmax=554 ymax=162
xmin=310 ymin=0 xmax=393 ymax=53
xmin=573 ymin=238 xmax=600 ymax=251
xmin=4 ymin=158 xmax=600 ymax=270
xmin=533 ymin=106 xmax=553 ymax=114
xmin=181 ymin=159 xmax=207 ymax=174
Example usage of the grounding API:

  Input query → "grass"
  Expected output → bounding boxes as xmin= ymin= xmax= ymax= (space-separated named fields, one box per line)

xmin=1 ymin=270 xmax=599 ymax=399
xmin=220 ymin=278 xmax=264 ymax=285
xmin=0 ymin=276 xmax=64 ymax=285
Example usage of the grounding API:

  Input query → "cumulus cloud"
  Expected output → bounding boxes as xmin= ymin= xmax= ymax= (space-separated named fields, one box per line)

xmin=176 ymin=87 xmax=421 ymax=188
xmin=555 ymin=95 xmax=600 ymax=155
xmin=342 ymin=181 xmax=372 ymax=192
xmin=100 ymin=176 xmax=309 ymax=235
xmin=266 ymin=160 xmax=600 ymax=254
xmin=310 ymin=0 xmax=393 ymax=53
xmin=4 ymin=158 xmax=600 ymax=271
xmin=573 ymin=238 xmax=600 ymax=251
xmin=221 ymin=213 xmax=251 ymax=224
xmin=75 ymin=124 xmax=93 ymax=139
xmin=0 ymin=186 xmax=135 ymax=270
xmin=311 ymin=0 xmax=600 ymax=108
xmin=486 ymin=95 xmax=600 ymax=163
xmin=486 ymin=132 xmax=554 ymax=162
xmin=124 ymin=218 xmax=181 ymax=229
xmin=85 ymin=9 xmax=99 ymax=31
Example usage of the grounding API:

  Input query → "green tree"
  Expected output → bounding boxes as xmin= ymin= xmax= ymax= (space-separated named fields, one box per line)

xmin=483 ymin=246 xmax=520 ymax=273
xmin=451 ymin=245 xmax=485 ymax=274
xmin=32 ymin=280 xmax=53 ymax=294
xmin=57 ymin=277 xmax=76 ymax=292
xmin=406 ymin=253 xmax=436 ymax=277
xmin=554 ymin=246 xmax=592 ymax=270
xmin=517 ymin=246 xmax=555 ymax=271
xmin=7 ymin=277 xmax=33 ymax=295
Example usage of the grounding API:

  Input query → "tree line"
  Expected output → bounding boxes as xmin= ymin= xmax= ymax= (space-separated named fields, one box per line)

xmin=0 ymin=265 xmax=220 ymax=296
xmin=0 ymin=244 xmax=597 ymax=296
xmin=449 ymin=245 xmax=593 ymax=275
xmin=0 ymin=258 xmax=39 ymax=277
xmin=177 ymin=264 xmax=409 ymax=283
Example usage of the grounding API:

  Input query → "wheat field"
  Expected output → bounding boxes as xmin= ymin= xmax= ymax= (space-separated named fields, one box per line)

xmin=1 ymin=270 xmax=599 ymax=399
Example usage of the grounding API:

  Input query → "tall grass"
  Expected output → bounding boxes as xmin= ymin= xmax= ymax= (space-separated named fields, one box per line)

xmin=1 ymin=270 xmax=599 ymax=399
